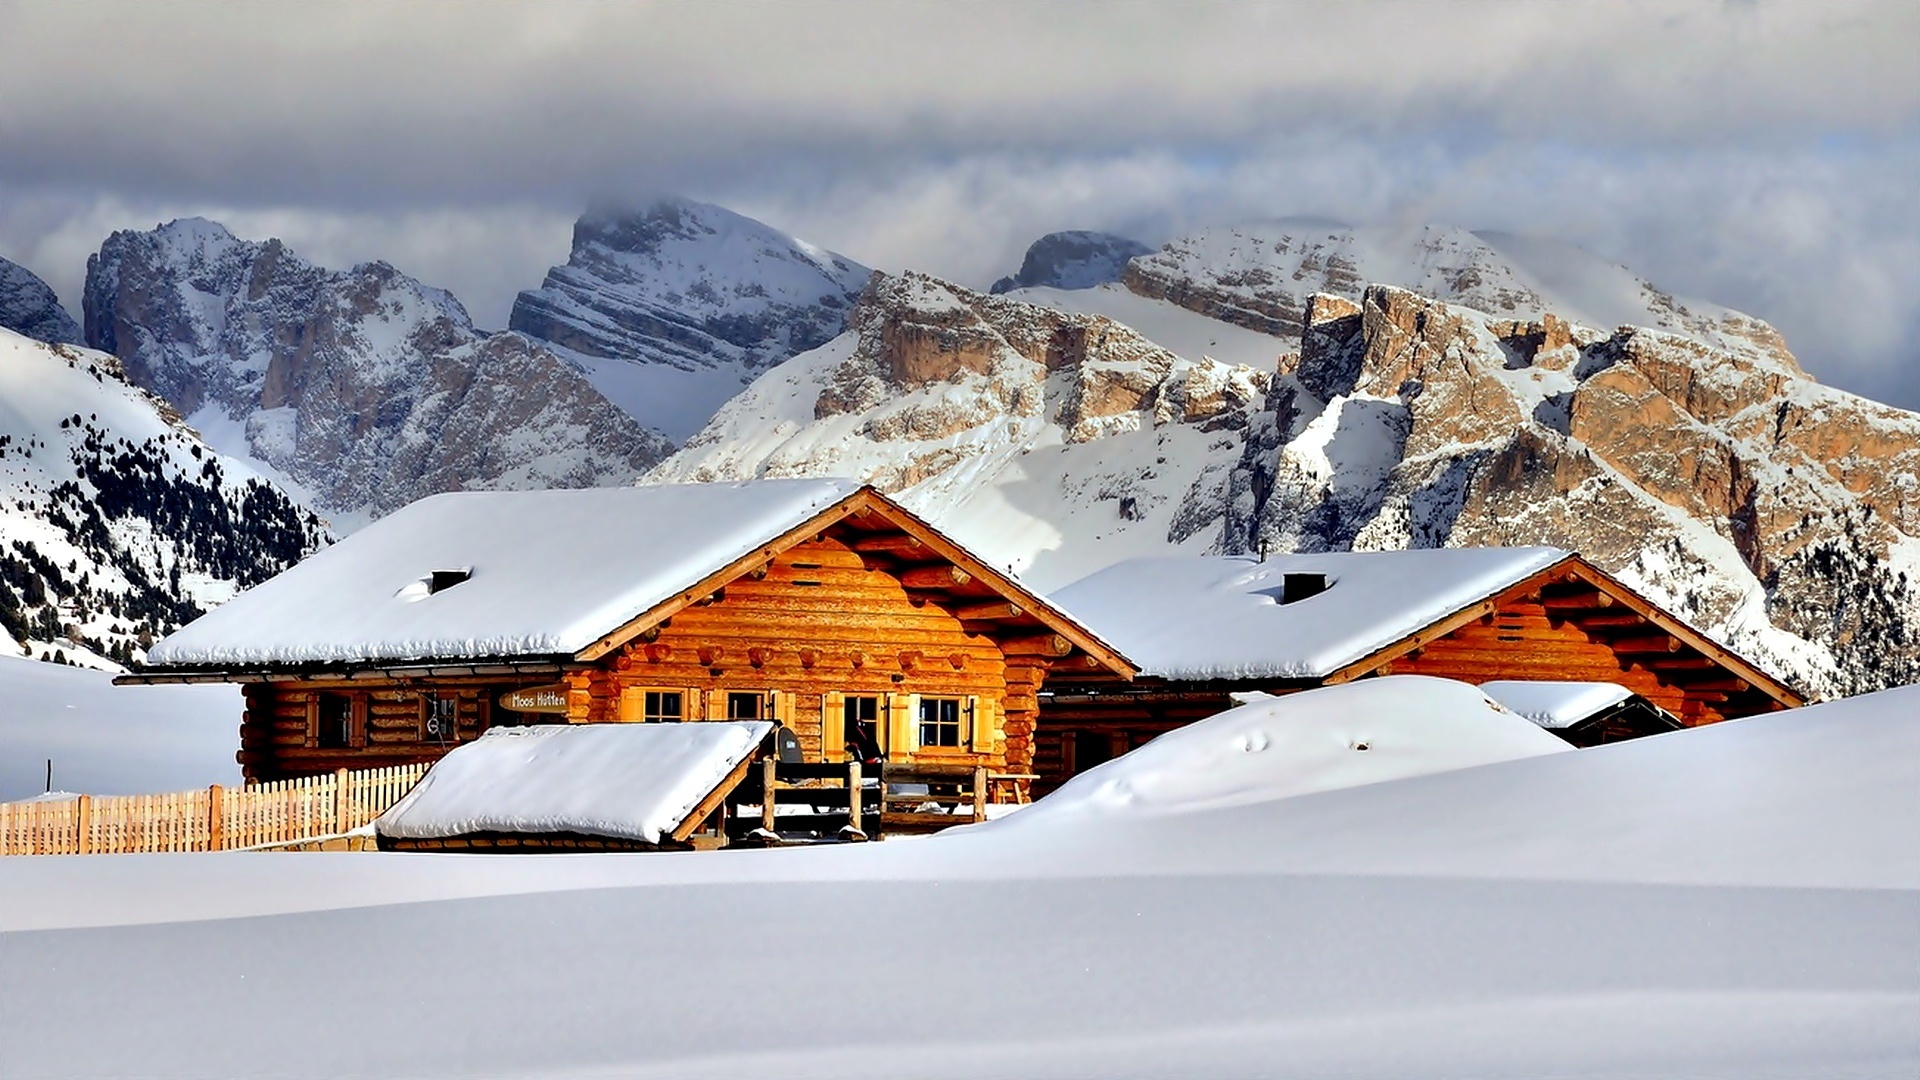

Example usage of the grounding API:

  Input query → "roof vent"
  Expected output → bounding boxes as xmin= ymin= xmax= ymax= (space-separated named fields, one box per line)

xmin=428 ymin=569 xmax=472 ymax=595
xmin=1280 ymin=572 xmax=1329 ymax=604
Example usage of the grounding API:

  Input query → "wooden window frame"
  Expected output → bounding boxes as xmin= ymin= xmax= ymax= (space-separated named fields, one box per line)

xmin=419 ymin=693 xmax=460 ymax=743
xmin=723 ymin=689 xmax=774 ymax=723
xmin=914 ymin=695 xmax=970 ymax=753
xmin=620 ymin=687 xmax=687 ymax=723
xmin=307 ymin=691 xmax=367 ymax=750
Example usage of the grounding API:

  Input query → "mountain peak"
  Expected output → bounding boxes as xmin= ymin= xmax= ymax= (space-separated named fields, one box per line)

xmin=509 ymin=199 xmax=871 ymax=441
xmin=991 ymin=230 xmax=1154 ymax=294
xmin=0 ymin=256 xmax=82 ymax=345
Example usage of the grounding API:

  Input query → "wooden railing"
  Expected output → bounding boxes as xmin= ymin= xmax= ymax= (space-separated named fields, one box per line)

xmin=0 ymin=764 xmax=429 ymax=856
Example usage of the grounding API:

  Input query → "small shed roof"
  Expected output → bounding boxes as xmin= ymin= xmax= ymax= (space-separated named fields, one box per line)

xmin=143 ymin=479 xmax=863 ymax=669
xmin=375 ymin=721 xmax=772 ymax=845
xmin=1480 ymin=681 xmax=1636 ymax=730
xmin=1048 ymin=547 xmax=1571 ymax=681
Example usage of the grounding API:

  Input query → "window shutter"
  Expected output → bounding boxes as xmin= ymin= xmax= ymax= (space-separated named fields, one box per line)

xmin=617 ymin=687 xmax=644 ymax=722
xmin=303 ymin=696 xmax=319 ymax=748
xmin=886 ymin=693 xmax=914 ymax=757
xmin=416 ymin=695 xmax=431 ymax=741
xmin=823 ymin=692 xmax=845 ymax=760
xmin=352 ymin=694 xmax=369 ymax=748
xmin=775 ymin=691 xmax=797 ymax=733
xmin=706 ymin=688 xmax=726 ymax=721
xmin=969 ymin=696 xmax=995 ymax=755
xmin=684 ymin=687 xmax=702 ymax=723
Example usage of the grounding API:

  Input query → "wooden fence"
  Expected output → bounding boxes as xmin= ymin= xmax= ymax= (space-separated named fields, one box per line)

xmin=0 ymin=764 xmax=429 ymax=856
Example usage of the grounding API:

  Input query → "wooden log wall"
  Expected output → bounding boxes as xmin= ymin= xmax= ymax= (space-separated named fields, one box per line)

xmin=240 ymin=676 xmax=528 ymax=782
xmin=1377 ymin=596 xmax=1733 ymax=725
xmin=607 ymin=535 xmax=1011 ymax=769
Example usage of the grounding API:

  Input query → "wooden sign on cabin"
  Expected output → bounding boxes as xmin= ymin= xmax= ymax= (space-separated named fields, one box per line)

xmin=499 ymin=683 xmax=569 ymax=714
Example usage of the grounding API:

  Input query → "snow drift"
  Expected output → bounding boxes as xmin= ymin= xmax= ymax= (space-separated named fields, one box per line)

xmin=0 ymin=683 xmax=1914 ymax=1078
xmin=0 ymin=656 xmax=239 ymax=800
xmin=1010 ymin=676 xmax=1570 ymax=824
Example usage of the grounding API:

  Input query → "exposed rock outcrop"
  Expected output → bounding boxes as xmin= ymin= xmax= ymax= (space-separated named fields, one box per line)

xmin=0 ymin=256 xmax=82 ymax=345
xmin=84 ymin=219 xmax=670 ymax=520
xmin=658 ymin=265 xmax=1920 ymax=700
xmin=990 ymin=231 xmax=1153 ymax=294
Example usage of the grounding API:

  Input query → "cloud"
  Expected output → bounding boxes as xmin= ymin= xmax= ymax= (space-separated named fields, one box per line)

xmin=0 ymin=0 xmax=1915 ymax=405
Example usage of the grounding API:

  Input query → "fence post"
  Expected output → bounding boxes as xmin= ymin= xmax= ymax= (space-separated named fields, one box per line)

xmin=847 ymin=760 xmax=862 ymax=836
xmin=334 ymin=767 xmax=350 ymax=833
xmin=972 ymin=765 xmax=988 ymax=822
xmin=207 ymin=785 xmax=224 ymax=851
xmin=75 ymin=794 xmax=91 ymax=855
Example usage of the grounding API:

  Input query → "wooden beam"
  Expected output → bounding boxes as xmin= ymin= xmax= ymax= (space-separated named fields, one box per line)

xmin=1541 ymin=591 xmax=1614 ymax=611
xmin=899 ymin=565 xmax=972 ymax=589
xmin=1611 ymin=634 xmax=1681 ymax=654
xmin=669 ymin=751 xmax=761 ymax=844
xmin=955 ymin=601 xmax=1024 ymax=621
xmin=1004 ymin=634 xmax=1072 ymax=658
xmin=850 ymin=534 xmax=929 ymax=556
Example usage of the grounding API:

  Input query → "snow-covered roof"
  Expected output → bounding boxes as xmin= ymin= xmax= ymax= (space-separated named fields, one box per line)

xmin=376 ymin=721 xmax=772 ymax=845
xmin=1048 ymin=547 xmax=1572 ymax=681
xmin=1480 ymin=681 xmax=1636 ymax=730
xmin=144 ymin=479 xmax=862 ymax=668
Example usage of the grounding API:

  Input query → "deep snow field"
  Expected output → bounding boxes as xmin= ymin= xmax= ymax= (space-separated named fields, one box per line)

xmin=0 ymin=655 xmax=240 ymax=800
xmin=1 ymin=678 xmax=1915 ymax=1079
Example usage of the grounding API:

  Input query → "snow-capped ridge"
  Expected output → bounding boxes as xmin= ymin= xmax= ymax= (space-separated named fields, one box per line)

xmin=84 ymin=218 xmax=670 ymax=520
xmin=510 ymin=197 xmax=871 ymax=440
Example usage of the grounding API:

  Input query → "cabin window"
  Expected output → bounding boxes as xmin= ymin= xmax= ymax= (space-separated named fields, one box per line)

xmin=727 ymin=691 xmax=766 ymax=721
xmin=843 ymin=695 xmax=883 ymax=761
xmin=422 ymin=695 xmax=459 ymax=742
xmin=317 ymin=692 xmax=352 ymax=749
xmin=644 ymin=690 xmax=683 ymax=722
xmin=918 ymin=696 xmax=966 ymax=748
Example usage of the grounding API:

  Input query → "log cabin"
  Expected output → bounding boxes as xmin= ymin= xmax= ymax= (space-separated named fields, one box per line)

xmin=120 ymin=480 xmax=1134 ymax=798
xmin=1036 ymin=548 xmax=1802 ymax=793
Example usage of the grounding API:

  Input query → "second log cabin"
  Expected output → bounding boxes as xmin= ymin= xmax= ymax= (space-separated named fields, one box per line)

xmin=122 ymin=479 xmax=1133 ymax=797
xmin=1036 ymin=547 xmax=1803 ymax=793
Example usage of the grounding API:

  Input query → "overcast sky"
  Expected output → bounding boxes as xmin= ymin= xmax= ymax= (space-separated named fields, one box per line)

xmin=2 ymin=0 xmax=1916 ymax=406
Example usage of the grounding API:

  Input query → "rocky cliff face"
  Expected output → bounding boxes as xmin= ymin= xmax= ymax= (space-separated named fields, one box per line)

xmin=653 ymin=270 xmax=1278 ymax=584
xmin=509 ymin=198 xmax=871 ymax=440
xmin=84 ymin=219 xmax=670 ymax=521
xmin=1225 ymin=285 xmax=1920 ymax=697
xmin=654 ymin=266 xmax=1920 ymax=700
xmin=0 ymin=256 xmax=82 ymax=345
xmin=991 ymin=231 xmax=1153 ymax=294
xmin=0 ymin=327 xmax=327 ymax=669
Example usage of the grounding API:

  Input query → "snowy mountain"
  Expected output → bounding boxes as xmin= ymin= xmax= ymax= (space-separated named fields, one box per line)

xmin=990 ymin=231 xmax=1152 ymax=294
xmin=0 ymin=256 xmax=82 ymax=345
xmin=509 ymin=198 xmax=871 ymax=440
xmin=1124 ymin=221 xmax=1797 ymax=368
xmin=0 ymin=326 xmax=326 ymax=670
xmin=83 ymin=219 xmax=671 ymax=522
xmin=651 ymin=266 xmax=1920 ymax=700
